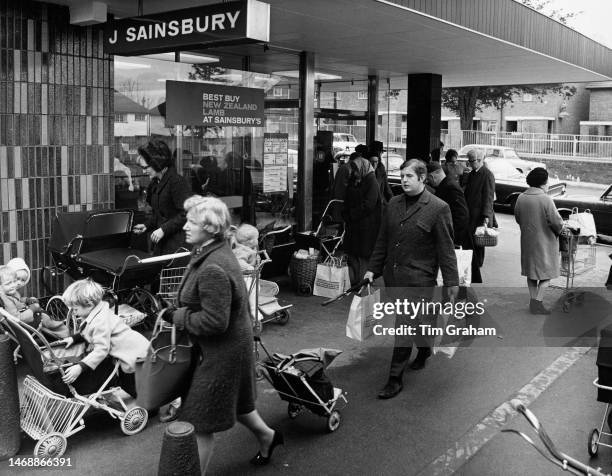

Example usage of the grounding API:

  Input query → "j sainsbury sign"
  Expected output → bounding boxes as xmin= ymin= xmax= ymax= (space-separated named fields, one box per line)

xmin=104 ymin=0 xmax=270 ymax=55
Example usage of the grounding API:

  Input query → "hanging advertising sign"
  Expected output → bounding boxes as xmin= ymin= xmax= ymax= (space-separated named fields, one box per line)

xmin=263 ymin=133 xmax=289 ymax=193
xmin=165 ymin=81 xmax=264 ymax=127
xmin=104 ymin=0 xmax=270 ymax=55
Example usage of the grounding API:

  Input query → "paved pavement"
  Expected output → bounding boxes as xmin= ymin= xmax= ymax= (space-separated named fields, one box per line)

xmin=3 ymin=213 xmax=612 ymax=476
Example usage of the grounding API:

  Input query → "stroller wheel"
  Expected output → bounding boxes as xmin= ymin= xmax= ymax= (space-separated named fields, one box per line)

xmin=275 ymin=309 xmax=291 ymax=326
xmin=588 ymin=429 xmax=600 ymax=457
xmin=288 ymin=403 xmax=302 ymax=419
xmin=121 ymin=407 xmax=149 ymax=436
xmin=255 ymin=364 xmax=266 ymax=381
xmin=45 ymin=296 xmax=69 ymax=322
xmin=297 ymin=284 xmax=312 ymax=296
xmin=34 ymin=432 xmax=67 ymax=458
xmin=326 ymin=410 xmax=341 ymax=433
xmin=124 ymin=288 xmax=160 ymax=330
xmin=607 ymin=409 xmax=612 ymax=432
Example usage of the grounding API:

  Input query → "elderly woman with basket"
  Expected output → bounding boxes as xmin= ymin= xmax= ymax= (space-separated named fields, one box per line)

xmin=161 ymin=196 xmax=283 ymax=473
xmin=514 ymin=168 xmax=564 ymax=315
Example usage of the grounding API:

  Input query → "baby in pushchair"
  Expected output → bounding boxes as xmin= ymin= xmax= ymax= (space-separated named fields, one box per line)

xmin=0 ymin=262 xmax=69 ymax=340
xmin=231 ymin=223 xmax=260 ymax=271
xmin=54 ymin=278 xmax=149 ymax=397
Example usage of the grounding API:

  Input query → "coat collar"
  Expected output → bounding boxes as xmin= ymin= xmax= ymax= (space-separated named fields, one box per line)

xmin=155 ymin=167 xmax=175 ymax=193
xmin=397 ymin=188 xmax=431 ymax=222
xmin=189 ymin=239 xmax=227 ymax=267
xmin=523 ymin=187 xmax=546 ymax=195
xmin=80 ymin=300 xmax=110 ymax=331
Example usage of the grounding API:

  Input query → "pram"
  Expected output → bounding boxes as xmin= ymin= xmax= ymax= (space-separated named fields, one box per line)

xmin=43 ymin=209 xmax=190 ymax=328
xmin=256 ymin=336 xmax=347 ymax=432
xmin=0 ymin=308 xmax=148 ymax=458
xmin=589 ymin=326 xmax=612 ymax=457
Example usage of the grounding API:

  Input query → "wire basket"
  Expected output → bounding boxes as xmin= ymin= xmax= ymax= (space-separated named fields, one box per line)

xmin=158 ymin=266 xmax=187 ymax=307
xmin=289 ymin=252 xmax=320 ymax=295
xmin=20 ymin=376 xmax=88 ymax=440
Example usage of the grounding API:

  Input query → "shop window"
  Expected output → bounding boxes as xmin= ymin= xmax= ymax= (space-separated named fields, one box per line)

xmin=115 ymin=114 xmax=127 ymax=123
xmin=358 ymin=91 xmax=368 ymax=100
xmin=134 ymin=113 xmax=147 ymax=122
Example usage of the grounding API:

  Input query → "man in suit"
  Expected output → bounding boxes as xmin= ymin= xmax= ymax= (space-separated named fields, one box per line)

xmin=463 ymin=150 xmax=496 ymax=284
xmin=426 ymin=162 xmax=472 ymax=250
xmin=365 ymin=159 xmax=459 ymax=399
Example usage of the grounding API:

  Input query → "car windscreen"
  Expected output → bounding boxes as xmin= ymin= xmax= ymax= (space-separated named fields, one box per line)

xmin=486 ymin=160 xmax=523 ymax=180
xmin=504 ymin=149 xmax=520 ymax=159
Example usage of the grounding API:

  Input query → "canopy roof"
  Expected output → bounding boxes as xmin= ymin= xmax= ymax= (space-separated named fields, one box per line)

xmin=52 ymin=0 xmax=612 ymax=86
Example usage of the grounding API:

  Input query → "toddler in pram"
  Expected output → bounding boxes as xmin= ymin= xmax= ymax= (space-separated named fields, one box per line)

xmin=0 ymin=263 xmax=69 ymax=340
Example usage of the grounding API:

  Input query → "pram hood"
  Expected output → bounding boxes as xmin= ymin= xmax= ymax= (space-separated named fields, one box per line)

xmin=273 ymin=347 xmax=342 ymax=371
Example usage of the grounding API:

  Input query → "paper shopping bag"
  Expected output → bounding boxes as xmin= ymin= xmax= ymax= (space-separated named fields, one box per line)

xmin=345 ymin=286 xmax=380 ymax=342
xmin=313 ymin=257 xmax=351 ymax=298
xmin=438 ymin=248 xmax=473 ymax=287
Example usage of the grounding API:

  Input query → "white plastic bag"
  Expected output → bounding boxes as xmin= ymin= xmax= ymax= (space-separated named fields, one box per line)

xmin=313 ymin=257 xmax=351 ymax=299
xmin=569 ymin=207 xmax=597 ymax=239
xmin=438 ymin=248 xmax=473 ymax=287
xmin=346 ymin=285 xmax=380 ymax=342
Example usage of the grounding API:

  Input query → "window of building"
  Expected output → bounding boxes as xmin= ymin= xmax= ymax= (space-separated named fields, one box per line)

xmin=472 ymin=119 xmax=480 ymax=130
xmin=114 ymin=114 xmax=127 ymax=123
xmin=134 ymin=113 xmax=147 ymax=121
xmin=523 ymin=94 xmax=533 ymax=102
xmin=483 ymin=120 xmax=497 ymax=132
xmin=273 ymin=87 xmax=284 ymax=97
xmin=506 ymin=120 xmax=518 ymax=132
xmin=440 ymin=121 xmax=449 ymax=131
xmin=358 ymin=91 xmax=368 ymax=100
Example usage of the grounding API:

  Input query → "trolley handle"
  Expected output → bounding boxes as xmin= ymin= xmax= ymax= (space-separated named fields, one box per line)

xmin=502 ymin=400 xmax=611 ymax=476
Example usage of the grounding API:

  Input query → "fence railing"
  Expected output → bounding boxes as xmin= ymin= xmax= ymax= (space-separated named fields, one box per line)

xmin=442 ymin=130 xmax=612 ymax=159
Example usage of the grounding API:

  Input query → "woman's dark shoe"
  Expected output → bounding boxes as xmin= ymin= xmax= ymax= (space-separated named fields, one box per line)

xmin=530 ymin=300 xmax=551 ymax=315
xmin=529 ymin=298 xmax=537 ymax=313
xmin=250 ymin=430 xmax=284 ymax=466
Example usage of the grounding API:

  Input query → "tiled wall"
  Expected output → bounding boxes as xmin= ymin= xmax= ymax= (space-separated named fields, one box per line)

xmin=0 ymin=0 xmax=114 ymax=296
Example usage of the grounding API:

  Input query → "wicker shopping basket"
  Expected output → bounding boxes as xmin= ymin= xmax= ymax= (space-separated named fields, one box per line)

xmin=473 ymin=224 xmax=498 ymax=247
xmin=289 ymin=251 xmax=320 ymax=296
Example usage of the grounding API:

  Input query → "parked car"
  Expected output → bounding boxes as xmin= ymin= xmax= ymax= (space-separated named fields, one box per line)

xmin=332 ymin=133 xmax=359 ymax=155
xmin=458 ymin=144 xmax=544 ymax=174
xmin=554 ymin=184 xmax=612 ymax=236
xmin=382 ymin=152 xmax=405 ymax=176
xmin=387 ymin=157 xmax=566 ymax=212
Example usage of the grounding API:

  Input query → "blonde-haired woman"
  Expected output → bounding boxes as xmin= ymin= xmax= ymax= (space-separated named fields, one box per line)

xmin=161 ymin=196 xmax=283 ymax=473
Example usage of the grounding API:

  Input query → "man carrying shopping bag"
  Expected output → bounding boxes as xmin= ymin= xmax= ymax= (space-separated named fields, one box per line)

xmin=346 ymin=284 xmax=380 ymax=341
xmin=365 ymin=159 xmax=459 ymax=400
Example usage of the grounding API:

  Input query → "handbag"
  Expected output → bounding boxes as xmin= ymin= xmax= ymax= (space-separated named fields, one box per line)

xmin=313 ymin=256 xmax=351 ymax=299
xmin=345 ymin=285 xmax=380 ymax=342
xmin=135 ymin=309 xmax=193 ymax=410
xmin=473 ymin=222 xmax=499 ymax=247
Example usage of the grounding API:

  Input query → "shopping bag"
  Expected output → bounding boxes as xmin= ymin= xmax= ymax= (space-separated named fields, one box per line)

xmin=345 ymin=285 xmax=380 ymax=342
xmin=569 ymin=207 xmax=597 ymax=239
xmin=135 ymin=309 xmax=193 ymax=410
xmin=313 ymin=256 xmax=351 ymax=298
xmin=438 ymin=248 xmax=473 ymax=287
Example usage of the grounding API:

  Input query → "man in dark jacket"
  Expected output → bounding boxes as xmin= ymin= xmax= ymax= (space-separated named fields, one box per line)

xmin=426 ymin=162 xmax=472 ymax=249
xmin=365 ymin=159 xmax=459 ymax=399
xmin=463 ymin=150 xmax=496 ymax=283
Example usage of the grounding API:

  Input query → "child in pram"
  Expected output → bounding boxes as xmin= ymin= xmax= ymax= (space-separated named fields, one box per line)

xmin=55 ymin=278 xmax=149 ymax=397
xmin=0 ymin=263 xmax=69 ymax=340
xmin=231 ymin=223 xmax=260 ymax=271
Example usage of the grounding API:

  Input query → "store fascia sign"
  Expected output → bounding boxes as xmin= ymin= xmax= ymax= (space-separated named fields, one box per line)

xmin=165 ymin=81 xmax=265 ymax=127
xmin=104 ymin=0 xmax=269 ymax=55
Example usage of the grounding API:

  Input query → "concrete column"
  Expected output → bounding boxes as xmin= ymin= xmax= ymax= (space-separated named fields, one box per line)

xmin=406 ymin=74 xmax=442 ymax=161
xmin=297 ymin=51 xmax=315 ymax=231
xmin=366 ymin=75 xmax=379 ymax=146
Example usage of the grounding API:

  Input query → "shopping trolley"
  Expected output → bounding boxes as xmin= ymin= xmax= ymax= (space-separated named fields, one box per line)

xmin=503 ymin=399 xmax=610 ymax=475
xmin=554 ymin=228 xmax=597 ymax=312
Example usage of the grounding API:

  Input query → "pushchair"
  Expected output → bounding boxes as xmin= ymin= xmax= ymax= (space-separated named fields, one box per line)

xmin=590 ymin=326 xmax=612 ymax=457
xmin=256 ymin=336 xmax=347 ymax=432
xmin=0 ymin=308 xmax=148 ymax=458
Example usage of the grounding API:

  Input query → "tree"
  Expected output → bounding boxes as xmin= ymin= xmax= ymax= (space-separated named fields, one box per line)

xmin=441 ymin=0 xmax=581 ymax=130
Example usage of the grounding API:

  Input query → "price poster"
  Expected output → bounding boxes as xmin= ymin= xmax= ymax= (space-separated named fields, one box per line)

xmin=263 ymin=133 xmax=289 ymax=193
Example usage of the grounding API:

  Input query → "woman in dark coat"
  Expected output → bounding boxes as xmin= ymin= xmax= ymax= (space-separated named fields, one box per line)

xmin=162 ymin=196 xmax=282 ymax=473
xmin=133 ymin=139 xmax=191 ymax=256
xmin=342 ymin=156 xmax=382 ymax=285
xmin=368 ymin=140 xmax=393 ymax=204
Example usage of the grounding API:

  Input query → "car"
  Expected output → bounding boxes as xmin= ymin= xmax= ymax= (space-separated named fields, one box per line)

xmin=458 ymin=144 xmax=545 ymax=174
xmin=554 ymin=184 xmax=612 ymax=236
xmin=381 ymin=152 xmax=405 ymax=176
xmin=387 ymin=157 xmax=567 ymax=213
xmin=332 ymin=132 xmax=359 ymax=155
